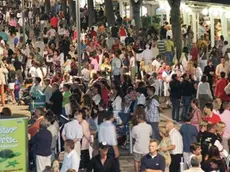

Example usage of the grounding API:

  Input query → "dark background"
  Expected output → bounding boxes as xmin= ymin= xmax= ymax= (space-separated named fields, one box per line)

xmin=191 ymin=0 xmax=230 ymax=4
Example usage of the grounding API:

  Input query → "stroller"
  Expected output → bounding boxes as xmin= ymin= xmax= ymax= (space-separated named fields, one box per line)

xmin=18 ymin=86 xmax=32 ymax=105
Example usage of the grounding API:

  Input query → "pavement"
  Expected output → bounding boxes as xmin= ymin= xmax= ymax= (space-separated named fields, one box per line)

xmin=0 ymin=99 xmax=175 ymax=172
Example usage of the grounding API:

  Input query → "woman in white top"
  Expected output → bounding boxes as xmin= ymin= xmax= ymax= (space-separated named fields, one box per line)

xmin=194 ymin=63 xmax=203 ymax=82
xmin=129 ymin=51 xmax=136 ymax=82
xmin=196 ymin=75 xmax=213 ymax=110
xmin=92 ymin=84 xmax=102 ymax=105
xmin=109 ymin=87 xmax=123 ymax=123
xmin=172 ymin=62 xmax=184 ymax=78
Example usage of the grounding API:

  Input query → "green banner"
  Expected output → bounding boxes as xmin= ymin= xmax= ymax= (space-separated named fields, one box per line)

xmin=0 ymin=117 xmax=28 ymax=172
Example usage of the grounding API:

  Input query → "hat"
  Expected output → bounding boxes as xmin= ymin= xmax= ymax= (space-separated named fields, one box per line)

xmin=99 ymin=141 xmax=108 ymax=149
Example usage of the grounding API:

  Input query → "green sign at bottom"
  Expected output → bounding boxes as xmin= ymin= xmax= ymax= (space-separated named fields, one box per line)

xmin=0 ymin=116 xmax=28 ymax=172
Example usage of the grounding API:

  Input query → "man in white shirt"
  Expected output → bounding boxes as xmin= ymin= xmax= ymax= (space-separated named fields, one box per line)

xmin=60 ymin=139 xmax=80 ymax=172
xmin=219 ymin=102 xmax=230 ymax=151
xmin=166 ymin=121 xmax=183 ymax=172
xmin=152 ymin=55 xmax=161 ymax=72
xmin=143 ymin=44 xmax=153 ymax=74
xmin=184 ymin=156 xmax=204 ymax=172
xmin=222 ymin=41 xmax=230 ymax=56
xmin=132 ymin=113 xmax=152 ymax=172
xmin=62 ymin=111 xmax=83 ymax=158
xmin=81 ymin=64 xmax=90 ymax=87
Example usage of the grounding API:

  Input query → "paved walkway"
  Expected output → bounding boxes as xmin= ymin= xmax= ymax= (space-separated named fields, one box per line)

xmin=0 ymin=102 xmax=175 ymax=172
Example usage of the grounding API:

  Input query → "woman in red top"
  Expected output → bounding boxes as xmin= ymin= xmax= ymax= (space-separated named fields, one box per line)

xmin=190 ymin=43 xmax=199 ymax=62
xmin=215 ymin=72 xmax=230 ymax=102
xmin=50 ymin=15 xmax=58 ymax=29
xmin=100 ymin=80 xmax=110 ymax=108
xmin=119 ymin=26 xmax=127 ymax=44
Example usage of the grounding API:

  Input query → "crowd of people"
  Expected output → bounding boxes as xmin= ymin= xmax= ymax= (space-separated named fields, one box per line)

xmin=0 ymin=4 xmax=230 ymax=172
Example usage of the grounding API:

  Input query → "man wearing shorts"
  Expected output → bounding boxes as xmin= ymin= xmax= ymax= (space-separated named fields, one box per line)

xmin=132 ymin=113 xmax=152 ymax=172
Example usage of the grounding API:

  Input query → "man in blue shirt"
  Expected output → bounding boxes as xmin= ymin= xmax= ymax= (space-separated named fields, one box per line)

xmin=179 ymin=115 xmax=198 ymax=169
xmin=98 ymin=111 xmax=120 ymax=172
xmin=140 ymin=139 xmax=166 ymax=172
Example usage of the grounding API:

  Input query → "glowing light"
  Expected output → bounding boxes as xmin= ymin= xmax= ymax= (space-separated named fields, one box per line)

xmin=225 ymin=12 xmax=230 ymax=19
xmin=202 ymin=8 xmax=209 ymax=16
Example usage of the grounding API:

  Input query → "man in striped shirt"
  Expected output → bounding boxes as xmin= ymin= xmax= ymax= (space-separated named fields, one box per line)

xmin=157 ymin=36 xmax=166 ymax=60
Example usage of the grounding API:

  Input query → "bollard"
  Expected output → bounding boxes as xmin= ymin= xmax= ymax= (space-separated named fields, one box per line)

xmin=180 ymin=157 xmax=184 ymax=172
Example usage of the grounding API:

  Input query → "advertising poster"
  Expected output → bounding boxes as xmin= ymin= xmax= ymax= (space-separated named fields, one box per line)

xmin=0 ymin=116 xmax=28 ymax=172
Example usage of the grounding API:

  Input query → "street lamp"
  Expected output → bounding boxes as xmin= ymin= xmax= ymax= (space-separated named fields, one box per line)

xmin=22 ymin=0 xmax=26 ymax=44
xmin=74 ymin=0 xmax=81 ymax=76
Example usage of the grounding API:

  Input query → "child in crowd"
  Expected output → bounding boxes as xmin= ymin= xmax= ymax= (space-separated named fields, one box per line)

xmin=62 ymin=84 xmax=71 ymax=117
xmin=187 ymin=142 xmax=202 ymax=168
xmin=14 ymin=75 xmax=20 ymax=103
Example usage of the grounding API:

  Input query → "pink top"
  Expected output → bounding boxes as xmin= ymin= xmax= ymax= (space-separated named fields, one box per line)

xmin=191 ymin=109 xmax=201 ymax=131
xmin=220 ymin=110 xmax=230 ymax=139
xmin=90 ymin=58 xmax=99 ymax=72
xmin=81 ymin=120 xmax=91 ymax=150
xmin=9 ymin=19 xmax=17 ymax=27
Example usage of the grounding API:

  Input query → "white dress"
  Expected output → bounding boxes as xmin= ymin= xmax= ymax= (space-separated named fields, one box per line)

xmin=162 ymin=71 xmax=172 ymax=97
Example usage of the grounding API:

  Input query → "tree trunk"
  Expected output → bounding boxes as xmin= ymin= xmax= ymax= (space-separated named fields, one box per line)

xmin=45 ymin=0 xmax=51 ymax=14
xmin=130 ymin=0 xmax=143 ymax=31
xmin=168 ymin=0 xmax=182 ymax=61
xmin=88 ymin=0 xmax=95 ymax=27
xmin=105 ymin=0 xmax=115 ymax=26
xmin=69 ymin=0 xmax=75 ymax=21
xmin=62 ymin=0 xmax=67 ymax=16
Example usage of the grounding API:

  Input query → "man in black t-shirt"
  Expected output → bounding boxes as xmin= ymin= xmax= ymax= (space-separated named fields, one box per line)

xmin=201 ymin=123 xmax=218 ymax=158
xmin=111 ymin=24 xmax=119 ymax=38
xmin=48 ymin=82 xmax=63 ymax=120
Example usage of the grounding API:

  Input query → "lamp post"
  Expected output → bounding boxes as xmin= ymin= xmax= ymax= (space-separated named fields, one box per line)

xmin=75 ymin=0 xmax=81 ymax=76
xmin=22 ymin=0 xmax=26 ymax=44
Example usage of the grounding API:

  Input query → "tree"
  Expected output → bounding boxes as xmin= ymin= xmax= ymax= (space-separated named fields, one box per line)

xmin=45 ymin=0 xmax=51 ymax=14
xmin=130 ymin=0 xmax=143 ymax=31
xmin=62 ymin=0 xmax=67 ymax=16
xmin=168 ymin=0 xmax=182 ymax=61
xmin=105 ymin=0 xmax=115 ymax=26
xmin=69 ymin=0 xmax=76 ymax=22
xmin=88 ymin=0 xmax=95 ymax=27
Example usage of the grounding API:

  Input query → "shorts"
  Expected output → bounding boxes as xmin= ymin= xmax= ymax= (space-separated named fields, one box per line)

xmin=133 ymin=152 xmax=145 ymax=162
xmin=9 ymin=83 xmax=15 ymax=90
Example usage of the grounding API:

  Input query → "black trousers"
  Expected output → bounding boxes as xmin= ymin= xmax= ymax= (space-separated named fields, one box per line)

xmin=169 ymin=154 xmax=183 ymax=172
xmin=113 ymin=75 xmax=121 ymax=86
xmin=108 ymin=146 xmax=120 ymax=172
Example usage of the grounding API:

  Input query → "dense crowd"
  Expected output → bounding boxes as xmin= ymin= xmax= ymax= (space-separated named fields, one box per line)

xmin=0 ymin=5 xmax=230 ymax=172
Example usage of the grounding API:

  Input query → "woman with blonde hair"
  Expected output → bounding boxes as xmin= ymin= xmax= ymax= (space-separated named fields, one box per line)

xmin=158 ymin=126 xmax=171 ymax=172
xmin=213 ymin=98 xmax=221 ymax=115
xmin=185 ymin=60 xmax=196 ymax=78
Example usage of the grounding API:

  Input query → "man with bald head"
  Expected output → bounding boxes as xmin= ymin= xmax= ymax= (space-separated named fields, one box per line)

xmin=165 ymin=121 xmax=183 ymax=172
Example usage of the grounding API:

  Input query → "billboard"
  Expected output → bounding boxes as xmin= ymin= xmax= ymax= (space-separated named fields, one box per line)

xmin=0 ymin=116 xmax=28 ymax=172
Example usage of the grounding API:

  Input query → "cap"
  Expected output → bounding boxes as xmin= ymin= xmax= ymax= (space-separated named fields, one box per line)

xmin=99 ymin=141 xmax=108 ymax=149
